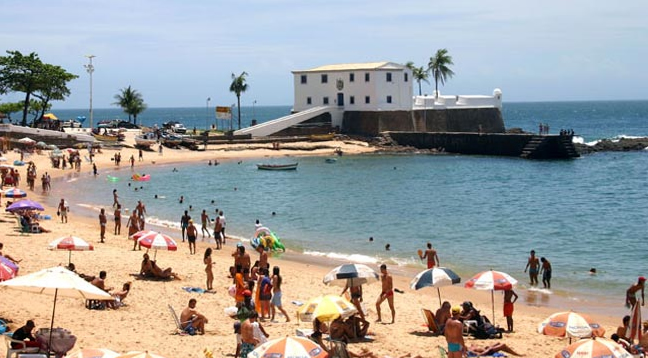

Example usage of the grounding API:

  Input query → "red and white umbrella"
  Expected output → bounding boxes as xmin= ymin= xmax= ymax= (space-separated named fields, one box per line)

xmin=249 ymin=336 xmax=328 ymax=358
xmin=64 ymin=348 xmax=119 ymax=358
xmin=555 ymin=337 xmax=631 ymax=358
xmin=2 ymin=187 xmax=27 ymax=198
xmin=0 ymin=256 xmax=19 ymax=281
xmin=129 ymin=230 xmax=156 ymax=241
xmin=465 ymin=270 xmax=518 ymax=323
xmin=48 ymin=236 xmax=94 ymax=265
xmin=538 ymin=311 xmax=605 ymax=340
xmin=629 ymin=302 xmax=642 ymax=343
xmin=137 ymin=231 xmax=177 ymax=259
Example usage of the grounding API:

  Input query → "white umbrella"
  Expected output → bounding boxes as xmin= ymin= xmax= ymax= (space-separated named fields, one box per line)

xmin=249 ymin=336 xmax=328 ymax=358
xmin=18 ymin=137 xmax=36 ymax=144
xmin=555 ymin=337 xmax=631 ymax=358
xmin=48 ymin=236 xmax=94 ymax=265
xmin=465 ymin=270 xmax=518 ymax=324
xmin=410 ymin=267 xmax=461 ymax=306
xmin=323 ymin=263 xmax=379 ymax=287
xmin=0 ymin=266 xmax=111 ymax=355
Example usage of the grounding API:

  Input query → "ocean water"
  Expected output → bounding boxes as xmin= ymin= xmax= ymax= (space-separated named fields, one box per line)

xmin=46 ymin=100 xmax=648 ymax=315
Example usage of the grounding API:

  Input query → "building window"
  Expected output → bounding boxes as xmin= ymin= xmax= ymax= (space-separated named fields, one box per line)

xmin=323 ymin=97 xmax=329 ymax=105
xmin=404 ymin=72 xmax=408 ymax=82
xmin=365 ymin=73 xmax=370 ymax=82
xmin=350 ymin=96 xmax=355 ymax=105
xmin=349 ymin=73 xmax=355 ymax=82
xmin=321 ymin=74 xmax=328 ymax=83
xmin=301 ymin=75 xmax=307 ymax=84
xmin=307 ymin=97 xmax=312 ymax=105
xmin=387 ymin=96 xmax=392 ymax=103
xmin=365 ymin=96 xmax=370 ymax=104
xmin=386 ymin=73 xmax=392 ymax=82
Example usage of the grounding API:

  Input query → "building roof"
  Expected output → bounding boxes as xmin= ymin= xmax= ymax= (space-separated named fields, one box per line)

xmin=293 ymin=61 xmax=406 ymax=73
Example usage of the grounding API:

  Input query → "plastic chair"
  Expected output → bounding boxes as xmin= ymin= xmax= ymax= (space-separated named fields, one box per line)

xmin=421 ymin=308 xmax=440 ymax=334
xmin=167 ymin=304 xmax=192 ymax=335
xmin=4 ymin=334 xmax=40 ymax=358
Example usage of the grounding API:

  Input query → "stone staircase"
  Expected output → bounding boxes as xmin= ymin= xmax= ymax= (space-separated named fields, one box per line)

xmin=520 ymin=135 xmax=580 ymax=159
xmin=560 ymin=135 xmax=580 ymax=158
xmin=520 ymin=135 xmax=546 ymax=158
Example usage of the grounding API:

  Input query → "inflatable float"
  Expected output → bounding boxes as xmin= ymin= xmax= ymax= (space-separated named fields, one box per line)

xmin=132 ymin=174 xmax=151 ymax=181
xmin=106 ymin=175 xmax=120 ymax=182
xmin=251 ymin=226 xmax=286 ymax=252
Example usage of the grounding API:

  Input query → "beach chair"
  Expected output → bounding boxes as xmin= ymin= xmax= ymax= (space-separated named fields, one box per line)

xmin=167 ymin=304 xmax=192 ymax=335
xmin=4 ymin=334 xmax=40 ymax=358
xmin=421 ymin=308 xmax=440 ymax=334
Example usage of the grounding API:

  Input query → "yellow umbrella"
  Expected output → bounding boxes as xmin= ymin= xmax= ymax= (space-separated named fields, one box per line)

xmin=43 ymin=113 xmax=58 ymax=120
xmin=297 ymin=294 xmax=357 ymax=322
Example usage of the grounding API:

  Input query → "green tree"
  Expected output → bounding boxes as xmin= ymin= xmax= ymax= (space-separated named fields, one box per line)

xmin=0 ymin=101 xmax=23 ymax=123
xmin=113 ymin=85 xmax=147 ymax=124
xmin=428 ymin=49 xmax=455 ymax=98
xmin=406 ymin=61 xmax=430 ymax=96
xmin=32 ymin=63 xmax=78 ymax=122
xmin=229 ymin=71 xmax=248 ymax=130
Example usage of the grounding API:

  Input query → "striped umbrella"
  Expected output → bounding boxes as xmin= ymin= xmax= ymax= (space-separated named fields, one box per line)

xmin=465 ymin=270 xmax=518 ymax=324
xmin=2 ymin=187 xmax=27 ymax=198
xmin=249 ymin=336 xmax=328 ymax=358
xmin=0 ymin=256 xmax=19 ymax=281
xmin=64 ymin=348 xmax=119 ymax=358
xmin=555 ymin=337 xmax=631 ymax=358
xmin=48 ymin=236 xmax=94 ymax=265
xmin=137 ymin=231 xmax=177 ymax=260
xmin=629 ymin=302 xmax=642 ymax=344
xmin=410 ymin=267 xmax=461 ymax=306
xmin=297 ymin=294 xmax=357 ymax=323
xmin=323 ymin=263 xmax=379 ymax=287
xmin=538 ymin=311 xmax=605 ymax=341
xmin=129 ymin=230 xmax=157 ymax=241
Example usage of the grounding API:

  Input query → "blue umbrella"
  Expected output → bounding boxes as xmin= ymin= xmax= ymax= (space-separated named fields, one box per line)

xmin=2 ymin=187 xmax=27 ymax=198
xmin=6 ymin=199 xmax=44 ymax=212
xmin=410 ymin=267 xmax=461 ymax=306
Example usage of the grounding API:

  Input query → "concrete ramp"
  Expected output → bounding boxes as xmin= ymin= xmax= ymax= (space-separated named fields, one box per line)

xmin=234 ymin=106 xmax=334 ymax=137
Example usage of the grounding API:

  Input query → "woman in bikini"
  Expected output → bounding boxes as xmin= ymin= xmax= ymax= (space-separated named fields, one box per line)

xmin=204 ymin=248 xmax=213 ymax=291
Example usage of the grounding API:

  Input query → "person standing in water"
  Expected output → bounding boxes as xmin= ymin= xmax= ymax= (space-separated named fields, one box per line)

xmin=524 ymin=250 xmax=540 ymax=286
xmin=418 ymin=242 xmax=439 ymax=269
xmin=540 ymin=257 xmax=552 ymax=289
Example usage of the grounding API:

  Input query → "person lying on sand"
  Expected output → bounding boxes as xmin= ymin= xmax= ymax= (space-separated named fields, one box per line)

xmin=467 ymin=343 xmax=524 ymax=356
xmin=140 ymin=253 xmax=180 ymax=280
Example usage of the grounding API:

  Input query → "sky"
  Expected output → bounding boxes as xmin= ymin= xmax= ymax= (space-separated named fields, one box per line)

xmin=1 ymin=0 xmax=647 ymax=109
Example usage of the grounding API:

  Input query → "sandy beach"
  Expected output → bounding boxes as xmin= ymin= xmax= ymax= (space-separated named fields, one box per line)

xmin=0 ymin=136 xmax=623 ymax=358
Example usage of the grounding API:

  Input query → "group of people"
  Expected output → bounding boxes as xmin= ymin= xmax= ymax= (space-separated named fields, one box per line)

xmin=524 ymin=250 xmax=552 ymax=289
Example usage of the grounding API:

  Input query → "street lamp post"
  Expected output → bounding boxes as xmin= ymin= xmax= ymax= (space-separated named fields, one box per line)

xmin=252 ymin=100 xmax=257 ymax=126
xmin=230 ymin=104 xmax=235 ymax=132
xmin=84 ymin=55 xmax=96 ymax=130
xmin=206 ymin=97 xmax=211 ymax=131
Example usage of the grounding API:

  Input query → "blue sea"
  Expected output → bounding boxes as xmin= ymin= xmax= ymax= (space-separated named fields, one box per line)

xmin=48 ymin=100 xmax=648 ymax=315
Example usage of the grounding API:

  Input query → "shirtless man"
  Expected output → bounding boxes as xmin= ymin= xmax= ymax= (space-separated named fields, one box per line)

xmin=444 ymin=307 xmax=465 ymax=358
xmin=180 ymin=210 xmax=191 ymax=242
xmin=112 ymin=189 xmax=119 ymax=208
xmin=503 ymin=288 xmax=519 ymax=332
xmin=540 ymin=257 xmax=552 ymax=289
xmin=200 ymin=210 xmax=210 ymax=238
xmin=375 ymin=264 xmax=395 ymax=323
xmin=114 ymin=204 xmax=122 ymax=235
xmin=626 ymin=277 xmax=646 ymax=308
xmin=342 ymin=282 xmax=365 ymax=320
xmin=135 ymin=200 xmax=147 ymax=219
xmin=57 ymin=198 xmax=69 ymax=223
xmin=127 ymin=211 xmax=141 ymax=250
xmin=257 ymin=245 xmax=269 ymax=270
xmin=187 ymin=220 xmax=198 ymax=255
xmin=232 ymin=244 xmax=251 ymax=280
xmin=91 ymin=271 xmax=113 ymax=293
xmin=99 ymin=208 xmax=107 ymax=243
xmin=180 ymin=298 xmax=208 ymax=335
xmin=419 ymin=242 xmax=439 ymax=269
xmin=240 ymin=313 xmax=259 ymax=358
xmin=524 ymin=250 xmax=539 ymax=286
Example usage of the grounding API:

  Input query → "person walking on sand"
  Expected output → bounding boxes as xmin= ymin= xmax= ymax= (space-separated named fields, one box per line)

xmin=418 ymin=242 xmax=439 ymax=269
xmin=270 ymin=266 xmax=290 ymax=322
xmin=138 ymin=149 xmax=143 ymax=161
xmin=626 ymin=277 xmax=646 ymax=308
xmin=99 ymin=208 xmax=107 ymax=243
xmin=214 ymin=213 xmax=223 ymax=249
xmin=57 ymin=198 xmax=69 ymax=223
xmin=114 ymin=204 xmax=122 ymax=235
xmin=503 ymin=288 xmax=519 ymax=332
xmin=200 ymin=209 xmax=211 ymax=239
xmin=524 ymin=250 xmax=540 ymax=286
xmin=180 ymin=210 xmax=191 ymax=242
xmin=130 ymin=155 xmax=135 ymax=168
xmin=187 ymin=219 xmax=198 ymax=254
xmin=127 ymin=211 xmax=141 ymax=250
xmin=445 ymin=306 xmax=465 ymax=358
xmin=375 ymin=264 xmax=395 ymax=323
xmin=112 ymin=189 xmax=120 ymax=208
xmin=540 ymin=257 xmax=552 ymax=289
xmin=204 ymin=248 xmax=213 ymax=291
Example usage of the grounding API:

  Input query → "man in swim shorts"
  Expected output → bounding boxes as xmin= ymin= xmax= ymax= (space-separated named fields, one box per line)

xmin=444 ymin=306 xmax=465 ymax=358
xmin=240 ymin=312 xmax=259 ymax=358
xmin=200 ymin=210 xmax=211 ymax=239
xmin=180 ymin=210 xmax=191 ymax=242
xmin=626 ymin=277 xmax=646 ymax=308
xmin=187 ymin=219 xmax=197 ymax=255
xmin=540 ymin=257 xmax=552 ymax=289
xmin=375 ymin=264 xmax=395 ymax=323
xmin=99 ymin=208 xmax=107 ymax=243
xmin=57 ymin=198 xmax=68 ymax=224
xmin=524 ymin=250 xmax=539 ymax=286
xmin=419 ymin=242 xmax=440 ymax=269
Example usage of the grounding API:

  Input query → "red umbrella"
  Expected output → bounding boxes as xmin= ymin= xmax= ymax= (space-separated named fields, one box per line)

xmin=0 ymin=256 xmax=19 ymax=281
xmin=129 ymin=230 xmax=156 ymax=241
xmin=48 ymin=236 xmax=94 ymax=265
xmin=137 ymin=231 xmax=177 ymax=260
xmin=465 ymin=270 xmax=518 ymax=323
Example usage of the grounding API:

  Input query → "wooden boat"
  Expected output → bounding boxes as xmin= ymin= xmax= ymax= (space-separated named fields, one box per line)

xmin=92 ymin=131 xmax=124 ymax=142
xmin=257 ymin=163 xmax=298 ymax=171
xmin=161 ymin=134 xmax=183 ymax=148
xmin=310 ymin=133 xmax=335 ymax=142
xmin=134 ymin=133 xmax=157 ymax=148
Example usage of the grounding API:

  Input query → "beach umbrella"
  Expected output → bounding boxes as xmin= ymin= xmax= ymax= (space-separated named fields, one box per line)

xmin=64 ymin=348 xmax=119 ymax=358
xmin=137 ymin=231 xmax=177 ymax=260
xmin=36 ymin=141 xmax=48 ymax=149
xmin=2 ymin=187 xmax=27 ymax=198
xmin=629 ymin=302 xmax=642 ymax=343
xmin=0 ymin=157 xmax=7 ymax=162
xmin=43 ymin=113 xmax=58 ymax=120
xmin=48 ymin=236 xmax=94 ymax=265
xmin=538 ymin=311 xmax=605 ymax=341
xmin=249 ymin=336 xmax=328 ymax=358
xmin=465 ymin=269 xmax=517 ymax=324
xmin=18 ymin=137 xmax=36 ymax=144
xmin=6 ymin=199 xmax=44 ymax=212
xmin=0 ymin=256 xmax=19 ymax=281
xmin=322 ymin=263 xmax=379 ymax=287
xmin=555 ymin=337 xmax=631 ymax=358
xmin=115 ymin=351 xmax=168 ymax=358
xmin=297 ymin=294 xmax=357 ymax=323
xmin=0 ymin=266 xmax=111 ymax=356
xmin=129 ymin=230 xmax=156 ymax=241
xmin=410 ymin=267 xmax=461 ymax=306
xmin=48 ymin=144 xmax=59 ymax=150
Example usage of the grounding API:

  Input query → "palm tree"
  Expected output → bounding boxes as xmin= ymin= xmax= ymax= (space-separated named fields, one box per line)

xmin=428 ymin=49 xmax=455 ymax=98
xmin=229 ymin=71 xmax=249 ymax=130
xmin=113 ymin=85 xmax=147 ymax=124
xmin=406 ymin=61 xmax=430 ymax=96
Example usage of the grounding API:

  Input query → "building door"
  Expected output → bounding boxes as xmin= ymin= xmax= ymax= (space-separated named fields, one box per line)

xmin=337 ymin=93 xmax=344 ymax=106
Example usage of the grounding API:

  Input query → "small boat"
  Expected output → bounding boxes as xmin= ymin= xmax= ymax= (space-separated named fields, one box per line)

xmin=135 ymin=132 xmax=157 ymax=148
xmin=325 ymin=158 xmax=337 ymax=163
xmin=161 ymin=133 xmax=183 ymax=148
xmin=257 ymin=163 xmax=298 ymax=171
xmin=92 ymin=129 xmax=125 ymax=142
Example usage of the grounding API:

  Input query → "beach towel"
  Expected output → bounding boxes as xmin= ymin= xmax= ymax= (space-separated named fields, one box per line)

xmin=182 ymin=286 xmax=206 ymax=294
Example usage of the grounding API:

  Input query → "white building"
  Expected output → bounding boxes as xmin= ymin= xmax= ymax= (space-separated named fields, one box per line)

xmin=292 ymin=62 xmax=413 ymax=112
